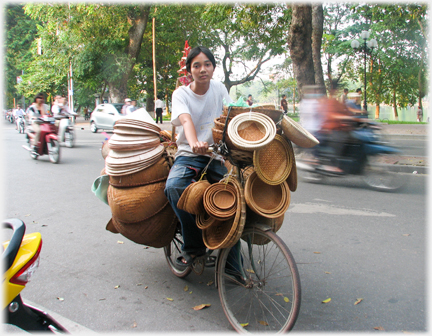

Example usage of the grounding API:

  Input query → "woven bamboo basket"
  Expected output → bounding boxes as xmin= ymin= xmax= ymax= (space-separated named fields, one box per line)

xmin=211 ymin=127 xmax=237 ymax=149
xmin=253 ymin=134 xmax=293 ymax=185
xmin=196 ymin=211 xmax=219 ymax=230
xmin=202 ymin=177 xmax=246 ymax=250
xmin=111 ymin=203 xmax=177 ymax=248
xmin=109 ymin=157 xmax=170 ymax=188
xmin=244 ymin=172 xmax=291 ymax=218
xmin=107 ymin=181 xmax=168 ymax=224
xmin=281 ymin=115 xmax=319 ymax=148
xmin=102 ymin=140 xmax=110 ymax=159
xmin=286 ymin=139 xmax=297 ymax=192
xmin=213 ymin=116 xmax=232 ymax=131
xmin=203 ymin=182 xmax=237 ymax=220
xmin=223 ymin=106 xmax=283 ymax=123
xmin=177 ymin=180 xmax=211 ymax=215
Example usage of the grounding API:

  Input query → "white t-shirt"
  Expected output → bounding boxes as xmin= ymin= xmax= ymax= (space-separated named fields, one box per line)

xmin=171 ymin=80 xmax=233 ymax=159
xmin=299 ymin=98 xmax=323 ymax=134
xmin=154 ymin=99 xmax=164 ymax=110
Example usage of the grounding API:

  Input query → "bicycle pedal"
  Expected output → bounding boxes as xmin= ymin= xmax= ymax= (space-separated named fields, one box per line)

xmin=205 ymin=255 xmax=216 ymax=268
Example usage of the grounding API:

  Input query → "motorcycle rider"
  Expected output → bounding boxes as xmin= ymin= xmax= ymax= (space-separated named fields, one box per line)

xmin=312 ymin=81 xmax=357 ymax=173
xmin=13 ymin=104 xmax=26 ymax=131
xmin=26 ymin=93 xmax=50 ymax=154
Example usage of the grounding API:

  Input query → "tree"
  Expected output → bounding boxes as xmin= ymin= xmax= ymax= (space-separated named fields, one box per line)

xmin=198 ymin=4 xmax=292 ymax=93
xmin=288 ymin=4 xmax=315 ymax=96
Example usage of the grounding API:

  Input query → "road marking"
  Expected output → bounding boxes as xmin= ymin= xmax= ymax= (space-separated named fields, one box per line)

xmin=289 ymin=202 xmax=395 ymax=217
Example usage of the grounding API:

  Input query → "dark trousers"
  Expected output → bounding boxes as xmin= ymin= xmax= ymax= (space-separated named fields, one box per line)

xmin=156 ymin=108 xmax=163 ymax=124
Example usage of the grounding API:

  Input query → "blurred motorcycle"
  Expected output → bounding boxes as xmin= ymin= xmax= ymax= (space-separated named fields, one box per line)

xmin=3 ymin=218 xmax=68 ymax=333
xmin=296 ymin=119 xmax=407 ymax=191
xmin=57 ymin=111 xmax=77 ymax=148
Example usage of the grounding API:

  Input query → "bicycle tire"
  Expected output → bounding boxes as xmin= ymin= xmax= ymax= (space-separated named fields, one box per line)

xmin=163 ymin=226 xmax=192 ymax=278
xmin=217 ymin=226 xmax=301 ymax=333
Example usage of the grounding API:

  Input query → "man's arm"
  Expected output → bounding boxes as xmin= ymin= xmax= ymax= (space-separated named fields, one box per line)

xmin=178 ymin=113 xmax=208 ymax=155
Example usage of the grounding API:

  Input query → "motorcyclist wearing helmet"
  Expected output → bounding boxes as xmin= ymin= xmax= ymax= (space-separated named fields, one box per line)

xmin=26 ymin=93 xmax=50 ymax=153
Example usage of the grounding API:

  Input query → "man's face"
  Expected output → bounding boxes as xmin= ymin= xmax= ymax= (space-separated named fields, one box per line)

xmin=189 ymin=52 xmax=214 ymax=85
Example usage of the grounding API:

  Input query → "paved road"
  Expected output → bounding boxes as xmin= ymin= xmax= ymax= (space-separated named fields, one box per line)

xmin=2 ymin=119 xmax=427 ymax=333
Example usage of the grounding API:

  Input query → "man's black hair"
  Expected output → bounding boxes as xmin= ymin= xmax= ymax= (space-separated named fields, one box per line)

xmin=356 ymin=88 xmax=362 ymax=93
xmin=33 ymin=92 xmax=44 ymax=102
xmin=282 ymin=94 xmax=286 ymax=98
xmin=186 ymin=46 xmax=216 ymax=73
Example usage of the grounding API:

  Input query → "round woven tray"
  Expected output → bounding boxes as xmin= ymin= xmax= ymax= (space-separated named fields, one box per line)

xmin=196 ymin=211 xmax=219 ymax=230
xmin=286 ymin=139 xmax=297 ymax=192
xmin=244 ymin=172 xmax=291 ymax=218
xmin=253 ymin=134 xmax=293 ymax=185
xmin=203 ymin=182 xmax=237 ymax=220
xmin=202 ymin=177 xmax=246 ymax=250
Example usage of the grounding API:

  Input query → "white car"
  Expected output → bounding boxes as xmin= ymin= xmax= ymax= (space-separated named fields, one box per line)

xmin=90 ymin=103 xmax=124 ymax=133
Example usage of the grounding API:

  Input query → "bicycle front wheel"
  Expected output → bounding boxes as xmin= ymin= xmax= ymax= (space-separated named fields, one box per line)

xmin=217 ymin=227 xmax=301 ymax=333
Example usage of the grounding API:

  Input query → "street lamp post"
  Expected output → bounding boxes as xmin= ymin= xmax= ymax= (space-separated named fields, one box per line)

xmin=351 ymin=30 xmax=378 ymax=111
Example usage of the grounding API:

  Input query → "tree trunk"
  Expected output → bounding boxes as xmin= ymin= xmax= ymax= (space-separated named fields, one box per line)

xmin=392 ymin=89 xmax=398 ymax=120
xmin=375 ymin=104 xmax=380 ymax=119
xmin=107 ymin=5 xmax=151 ymax=103
xmin=288 ymin=4 xmax=315 ymax=98
xmin=312 ymin=4 xmax=325 ymax=88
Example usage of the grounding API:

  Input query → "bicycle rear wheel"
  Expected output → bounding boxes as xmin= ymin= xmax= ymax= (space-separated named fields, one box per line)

xmin=217 ymin=226 xmax=301 ymax=333
xmin=164 ymin=225 xmax=192 ymax=278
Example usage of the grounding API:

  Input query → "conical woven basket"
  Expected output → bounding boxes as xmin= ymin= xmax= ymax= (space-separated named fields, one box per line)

xmin=177 ymin=180 xmax=211 ymax=215
xmin=109 ymin=157 xmax=170 ymax=188
xmin=102 ymin=140 xmax=110 ymax=159
xmin=107 ymin=181 xmax=168 ymax=224
xmin=281 ymin=115 xmax=319 ymax=148
xmin=244 ymin=172 xmax=291 ymax=218
xmin=202 ymin=177 xmax=246 ymax=250
xmin=111 ymin=203 xmax=177 ymax=248
xmin=253 ymin=134 xmax=293 ymax=185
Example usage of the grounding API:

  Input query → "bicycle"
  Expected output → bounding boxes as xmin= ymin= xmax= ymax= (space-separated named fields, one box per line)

xmin=163 ymin=143 xmax=301 ymax=333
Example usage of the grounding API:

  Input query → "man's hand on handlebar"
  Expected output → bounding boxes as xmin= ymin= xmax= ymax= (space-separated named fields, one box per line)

xmin=191 ymin=141 xmax=209 ymax=155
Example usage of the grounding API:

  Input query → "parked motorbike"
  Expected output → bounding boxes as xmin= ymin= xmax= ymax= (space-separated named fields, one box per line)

xmin=57 ymin=112 xmax=77 ymax=148
xmin=296 ymin=119 xmax=406 ymax=191
xmin=3 ymin=218 xmax=68 ymax=333
xmin=16 ymin=115 xmax=26 ymax=134
xmin=23 ymin=116 xmax=61 ymax=163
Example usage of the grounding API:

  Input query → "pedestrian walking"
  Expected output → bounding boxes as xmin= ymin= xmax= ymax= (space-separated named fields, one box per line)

xmin=280 ymin=94 xmax=288 ymax=115
xmin=154 ymin=95 xmax=165 ymax=124
xmin=417 ymin=106 xmax=423 ymax=122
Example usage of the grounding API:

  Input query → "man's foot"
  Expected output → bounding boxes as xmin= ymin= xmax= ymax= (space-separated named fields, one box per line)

xmin=175 ymin=249 xmax=206 ymax=268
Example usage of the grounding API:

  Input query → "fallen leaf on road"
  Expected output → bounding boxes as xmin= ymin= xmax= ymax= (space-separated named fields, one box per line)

xmin=193 ymin=304 xmax=211 ymax=310
xmin=240 ymin=323 xmax=249 ymax=327
xmin=207 ymin=281 xmax=214 ymax=286
xmin=25 ymin=214 xmax=30 ymax=217
xmin=117 ymin=241 xmax=124 ymax=244
xmin=325 ymin=271 xmax=331 ymax=274
xmin=374 ymin=326 xmax=385 ymax=330
xmin=189 ymin=291 xmax=192 ymax=294
xmin=314 ymin=252 xmax=321 ymax=254
xmin=114 ymin=285 xmax=120 ymax=289
xmin=99 ymin=298 xmax=106 ymax=301
xmin=184 ymin=285 xmax=189 ymax=292
xmin=132 ymin=321 xmax=137 ymax=328
xmin=275 ymin=293 xmax=283 ymax=296
xmin=284 ymin=297 xmax=290 ymax=303
xmin=57 ymin=297 xmax=64 ymax=301
xmin=137 ymin=283 xmax=142 ymax=286
xmin=402 ymin=234 xmax=411 ymax=236
xmin=145 ymin=286 xmax=148 ymax=289
xmin=33 ymin=221 xmax=38 ymax=224
xmin=354 ymin=298 xmax=363 ymax=305
xmin=246 ymin=269 xmax=255 ymax=273
xmin=322 ymin=298 xmax=331 ymax=304
xmin=259 ymin=321 xmax=269 ymax=326
xmin=166 ymin=298 xmax=174 ymax=301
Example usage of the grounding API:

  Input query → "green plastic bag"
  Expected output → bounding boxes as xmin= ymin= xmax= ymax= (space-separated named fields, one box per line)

xmin=91 ymin=174 xmax=110 ymax=205
xmin=226 ymin=96 xmax=258 ymax=107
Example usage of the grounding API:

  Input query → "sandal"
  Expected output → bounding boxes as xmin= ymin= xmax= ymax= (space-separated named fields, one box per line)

xmin=175 ymin=249 xmax=206 ymax=268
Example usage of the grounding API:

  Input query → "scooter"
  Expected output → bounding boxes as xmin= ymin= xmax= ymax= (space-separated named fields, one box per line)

xmin=296 ymin=119 xmax=406 ymax=191
xmin=57 ymin=112 xmax=77 ymax=148
xmin=3 ymin=218 xmax=68 ymax=333
xmin=23 ymin=116 xmax=61 ymax=163
xmin=16 ymin=115 xmax=26 ymax=134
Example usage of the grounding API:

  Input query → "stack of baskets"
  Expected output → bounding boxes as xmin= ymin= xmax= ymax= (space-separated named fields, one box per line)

xmin=209 ymin=106 xmax=319 ymax=242
xmin=103 ymin=109 xmax=177 ymax=248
